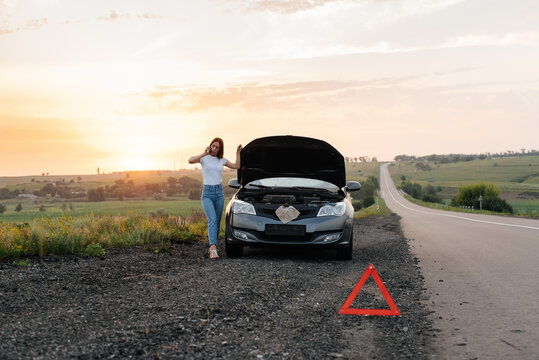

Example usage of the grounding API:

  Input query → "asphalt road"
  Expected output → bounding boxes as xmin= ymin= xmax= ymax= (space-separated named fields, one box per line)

xmin=379 ymin=163 xmax=539 ymax=359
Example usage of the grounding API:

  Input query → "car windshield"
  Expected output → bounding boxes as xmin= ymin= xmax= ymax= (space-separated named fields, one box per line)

xmin=247 ymin=177 xmax=339 ymax=192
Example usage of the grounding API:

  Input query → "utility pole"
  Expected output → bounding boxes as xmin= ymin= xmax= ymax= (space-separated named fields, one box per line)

xmin=479 ymin=195 xmax=483 ymax=211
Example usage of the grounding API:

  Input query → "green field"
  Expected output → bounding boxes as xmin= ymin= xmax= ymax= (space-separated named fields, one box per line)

xmin=389 ymin=156 xmax=539 ymax=190
xmin=345 ymin=161 xmax=383 ymax=182
xmin=388 ymin=155 xmax=539 ymax=216
xmin=508 ymin=200 xmax=539 ymax=216
xmin=0 ymin=168 xmax=241 ymax=223
xmin=0 ymin=199 xmax=208 ymax=223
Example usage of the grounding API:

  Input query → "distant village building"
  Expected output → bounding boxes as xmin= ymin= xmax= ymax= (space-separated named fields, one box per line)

xmin=70 ymin=189 xmax=87 ymax=197
xmin=18 ymin=193 xmax=38 ymax=199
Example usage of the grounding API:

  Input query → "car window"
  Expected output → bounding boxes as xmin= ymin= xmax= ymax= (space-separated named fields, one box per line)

xmin=247 ymin=177 xmax=339 ymax=191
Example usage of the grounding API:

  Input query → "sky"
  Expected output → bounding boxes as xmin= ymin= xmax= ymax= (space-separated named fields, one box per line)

xmin=1 ymin=0 xmax=538 ymax=176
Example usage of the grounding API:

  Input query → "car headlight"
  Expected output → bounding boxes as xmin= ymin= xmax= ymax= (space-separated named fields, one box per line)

xmin=232 ymin=199 xmax=256 ymax=215
xmin=317 ymin=202 xmax=346 ymax=217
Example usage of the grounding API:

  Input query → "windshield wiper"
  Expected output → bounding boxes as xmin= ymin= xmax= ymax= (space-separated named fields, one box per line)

xmin=246 ymin=184 xmax=271 ymax=189
xmin=291 ymin=186 xmax=333 ymax=192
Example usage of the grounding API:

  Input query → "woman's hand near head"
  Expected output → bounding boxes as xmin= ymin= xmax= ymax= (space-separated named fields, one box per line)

xmin=188 ymin=147 xmax=210 ymax=164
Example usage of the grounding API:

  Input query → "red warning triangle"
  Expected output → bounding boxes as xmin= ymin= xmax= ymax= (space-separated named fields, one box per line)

xmin=339 ymin=264 xmax=400 ymax=316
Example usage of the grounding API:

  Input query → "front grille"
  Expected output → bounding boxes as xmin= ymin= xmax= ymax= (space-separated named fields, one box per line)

xmin=265 ymin=224 xmax=306 ymax=236
xmin=258 ymin=205 xmax=317 ymax=220
xmin=262 ymin=234 xmax=313 ymax=242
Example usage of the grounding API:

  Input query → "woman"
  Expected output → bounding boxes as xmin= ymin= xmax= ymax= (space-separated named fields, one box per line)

xmin=188 ymin=138 xmax=242 ymax=259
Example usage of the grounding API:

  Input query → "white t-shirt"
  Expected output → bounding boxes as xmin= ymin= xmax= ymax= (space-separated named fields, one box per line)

xmin=200 ymin=155 xmax=228 ymax=185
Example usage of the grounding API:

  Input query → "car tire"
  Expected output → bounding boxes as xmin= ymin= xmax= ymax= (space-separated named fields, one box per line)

xmin=225 ymin=241 xmax=244 ymax=257
xmin=336 ymin=232 xmax=353 ymax=260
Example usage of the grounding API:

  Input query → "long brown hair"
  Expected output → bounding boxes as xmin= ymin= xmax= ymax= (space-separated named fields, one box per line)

xmin=209 ymin=137 xmax=224 ymax=159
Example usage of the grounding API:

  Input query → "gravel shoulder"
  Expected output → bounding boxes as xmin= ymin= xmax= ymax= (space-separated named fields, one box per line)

xmin=0 ymin=214 xmax=434 ymax=359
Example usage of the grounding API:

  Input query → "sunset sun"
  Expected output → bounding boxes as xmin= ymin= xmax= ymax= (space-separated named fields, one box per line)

xmin=125 ymin=156 xmax=154 ymax=171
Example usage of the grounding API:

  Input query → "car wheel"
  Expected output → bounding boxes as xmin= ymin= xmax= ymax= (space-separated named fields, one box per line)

xmin=225 ymin=241 xmax=244 ymax=257
xmin=336 ymin=232 xmax=353 ymax=260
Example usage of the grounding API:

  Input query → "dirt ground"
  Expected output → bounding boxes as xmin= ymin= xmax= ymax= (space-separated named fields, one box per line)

xmin=0 ymin=214 xmax=434 ymax=359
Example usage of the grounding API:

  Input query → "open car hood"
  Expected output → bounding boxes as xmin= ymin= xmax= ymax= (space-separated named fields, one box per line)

xmin=238 ymin=135 xmax=346 ymax=188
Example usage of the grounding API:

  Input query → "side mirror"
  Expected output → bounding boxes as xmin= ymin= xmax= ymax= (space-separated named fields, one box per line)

xmin=228 ymin=178 xmax=241 ymax=189
xmin=344 ymin=181 xmax=361 ymax=192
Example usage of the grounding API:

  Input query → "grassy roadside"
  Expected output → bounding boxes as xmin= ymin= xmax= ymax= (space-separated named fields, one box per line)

xmin=355 ymin=196 xmax=391 ymax=218
xmin=0 ymin=212 xmax=213 ymax=261
xmin=400 ymin=193 xmax=539 ymax=218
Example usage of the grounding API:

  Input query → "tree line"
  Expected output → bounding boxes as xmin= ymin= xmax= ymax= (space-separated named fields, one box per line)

xmin=87 ymin=176 xmax=205 ymax=201
xmin=345 ymin=156 xmax=378 ymax=163
xmin=395 ymin=149 xmax=538 ymax=163
xmin=0 ymin=176 xmax=207 ymax=202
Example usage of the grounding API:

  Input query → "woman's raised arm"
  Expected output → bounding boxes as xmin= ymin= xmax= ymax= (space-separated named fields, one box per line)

xmin=188 ymin=147 xmax=210 ymax=164
xmin=225 ymin=144 xmax=242 ymax=169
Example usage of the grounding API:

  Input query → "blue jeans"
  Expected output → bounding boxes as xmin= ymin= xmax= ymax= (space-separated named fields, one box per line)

xmin=201 ymin=184 xmax=224 ymax=246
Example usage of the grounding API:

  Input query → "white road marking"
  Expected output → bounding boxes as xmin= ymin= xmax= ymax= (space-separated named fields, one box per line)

xmin=381 ymin=166 xmax=539 ymax=231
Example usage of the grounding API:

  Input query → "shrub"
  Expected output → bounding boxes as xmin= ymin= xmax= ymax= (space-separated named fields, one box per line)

xmin=87 ymin=187 xmax=106 ymax=201
xmin=84 ymin=243 xmax=105 ymax=257
xmin=13 ymin=258 xmax=30 ymax=267
xmin=188 ymin=189 xmax=201 ymax=200
xmin=425 ymin=184 xmax=437 ymax=195
xmin=482 ymin=197 xmax=513 ymax=213
xmin=422 ymin=193 xmax=442 ymax=203
xmin=0 ymin=203 xmax=6 ymax=214
xmin=352 ymin=200 xmax=363 ymax=212
xmin=400 ymin=180 xmax=423 ymax=199
xmin=363 ymin=196 xmax=375 ymax=208
xmin=15 ymin=203 xmax=23 ymax=212
xmin=355 ymin=175 xmax=379 ymax=203
xmin=415 ymin=162 xmax=432 ymax=171
xmin=149 ymin=209 xmax=168 ymax=218
xmin=453 ymin=182 xmax=512 ymax=213
xmin=453 ymin=182 xmax=498 ymax=207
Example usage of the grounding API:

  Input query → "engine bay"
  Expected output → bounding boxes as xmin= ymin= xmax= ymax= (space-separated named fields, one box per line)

xmin=236 ymin=188 xmax=343 ymax=205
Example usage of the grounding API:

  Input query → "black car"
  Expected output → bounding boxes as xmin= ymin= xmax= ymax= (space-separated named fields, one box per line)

xmin=224 ymin=135 xmax=361 ymax=259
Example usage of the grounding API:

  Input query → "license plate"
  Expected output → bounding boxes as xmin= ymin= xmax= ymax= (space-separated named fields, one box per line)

xmin=265 ymin=224 xmax=306 ymax=236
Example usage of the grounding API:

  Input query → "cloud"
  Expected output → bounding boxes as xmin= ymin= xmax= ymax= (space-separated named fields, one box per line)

xmin=229 ymin=0 xmax=465 ymax=15
xmin=97 ymin=10 xmax=162 ymax=22
xmin=98 ymin=10 xmax=127 ymax=22
xmin=24 ymin=17 xmax=47 ymax=30
xmin=136 ymin=13 xmax=163 ymax=20
xmin=0 ymin=9 xmax=163 ymax=36
xmin=242 ymin=0 xmax=345 ymax=14
xmin=1 ymin=0 xmax=49 ymax=35
xmin=132 ymin=76 xmax=426 ymax=112
xmin=0 ymin=17 xmax=48 ymax=35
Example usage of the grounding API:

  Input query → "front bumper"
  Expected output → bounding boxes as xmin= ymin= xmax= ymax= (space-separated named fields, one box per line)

xmin=226 ymin=212 xmax=353 ymax=247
